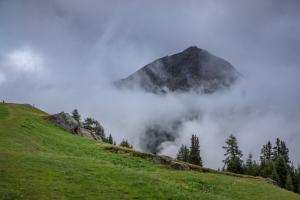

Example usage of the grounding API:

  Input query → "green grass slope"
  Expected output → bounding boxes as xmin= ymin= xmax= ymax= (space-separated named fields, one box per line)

xmin=0 ymin=103 xmax=299 ymax=200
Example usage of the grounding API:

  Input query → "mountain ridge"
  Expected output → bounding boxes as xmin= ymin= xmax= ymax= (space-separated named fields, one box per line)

xmin=115 ymin=46 xmax=239 ymax=94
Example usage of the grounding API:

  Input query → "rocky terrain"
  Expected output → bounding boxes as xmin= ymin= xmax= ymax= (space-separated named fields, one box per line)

xmin=48 ymin=112 xmax=101 ymax=140
xmin=115 ymin=46 xmax=239 ymax=94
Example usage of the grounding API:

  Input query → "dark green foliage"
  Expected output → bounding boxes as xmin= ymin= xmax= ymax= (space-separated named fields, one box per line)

xmin=1 ymin=104 xmax=300 ymax=199
xmin=260 ymin=141 xmax=272 ymax=162
xmin=223 ymin=134 xmax=243 ymax=174
xmin=293 ymin=166 xmax=300 ymax=194
xmin=119 ymin=139 xmax=133 ymax=149
xmin=189 ymin=134 xmax=203 ymax=166
xmin=71 ymin=109 xmax=81 ymax=123
xmin=273 ymin=138 xmax=289 ymax=163
xmin=275 ymin=155 xmax=289 ymax=188
xmin=244 ymin=153 xmax=259 ymax=176
xmin=289 ymin=165 xmax=298 ymax=193
xmin=286 ymin=173 xmax=294 ymax=191
xmin=107 ymin=134 xmax=114 ymax=145
xmin=259 ymin=159 xmax=279 ymax=184
xmin=83 ymin=117 xmax=105 ymax=140
xmin=83 ymin=117 xmax=94 ymax=129
xmin=176 ymin=145 xmax=190 ymax=162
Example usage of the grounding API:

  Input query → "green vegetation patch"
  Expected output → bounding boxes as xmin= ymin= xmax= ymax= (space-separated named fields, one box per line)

xmin=0 ymin=103 xmax=299 ymax=200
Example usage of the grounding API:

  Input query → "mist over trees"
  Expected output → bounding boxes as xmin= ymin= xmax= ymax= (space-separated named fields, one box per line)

xmin=73 ymin=108 xmax=300 ymax=194
xmin=177 ymin=134 xmax=202 ymax=167
xmin=222 ymin=134 xmax=243 ymax=174
xmin=175 ymin=134 xmax=300 ymax=194
xmin=70 ymin=109 xmax=133 ymax=148
xmin=119 ymin=139 xmax=133 ymax=149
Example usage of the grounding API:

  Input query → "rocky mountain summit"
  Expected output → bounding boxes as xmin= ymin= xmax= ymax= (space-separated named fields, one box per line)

xmin=115 ymin=46 xmax=239 ymax=94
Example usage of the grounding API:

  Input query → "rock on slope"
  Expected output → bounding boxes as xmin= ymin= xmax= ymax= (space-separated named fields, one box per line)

xmin=48 ymin=112 xmax=101 ymax=140
xmin=115 ymin=46 xmax=239 ymax=94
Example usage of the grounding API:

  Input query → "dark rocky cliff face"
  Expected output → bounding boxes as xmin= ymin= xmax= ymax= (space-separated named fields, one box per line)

xmin=115 ymin=46 xmax=239 ymax=94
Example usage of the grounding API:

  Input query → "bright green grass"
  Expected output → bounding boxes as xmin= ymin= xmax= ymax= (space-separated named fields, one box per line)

xmin=0 ymin=103 xmax=299 ymax=200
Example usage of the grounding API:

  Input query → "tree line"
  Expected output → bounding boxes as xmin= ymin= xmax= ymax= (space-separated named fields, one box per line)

xmin=176 ymin=134 xmax=300 ymax=194
xmin=71 ymin=109 xmax=133 ymax=149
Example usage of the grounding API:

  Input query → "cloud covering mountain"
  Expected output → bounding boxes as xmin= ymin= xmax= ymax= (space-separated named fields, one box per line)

xmin=0 ymin=0 xmax=300 ymax=168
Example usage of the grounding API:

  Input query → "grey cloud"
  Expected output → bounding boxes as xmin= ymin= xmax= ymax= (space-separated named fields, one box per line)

xmin=0 ymin=0 xmax=300 ymax=168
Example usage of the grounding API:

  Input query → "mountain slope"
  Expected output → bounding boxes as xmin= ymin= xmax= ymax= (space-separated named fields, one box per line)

xmin=0 ymin=103 xmax=299 ymax=200
xmin=115 ymin=46 xmax=239 ymax=93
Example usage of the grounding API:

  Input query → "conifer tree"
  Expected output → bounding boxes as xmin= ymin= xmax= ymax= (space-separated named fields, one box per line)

xmin=119 ymin=139 xmax=133 ymax=148
xmin=260 ymin=141 xmax=273 ymax=162
xmin=72 ymin=109 xmax=81 ymax=123
xmin=273 ymin=138 xmax=289 ymax=163
xmin=286 ymin=173 xmax=294 ymax=191
xmin=275 ymin=155 xmax=289 ymax=187
xmin=83 ymin=117 xmax=105 ymax=140
xmin=244 ymin=153 xmax=259 ymax=176
xmin=189 ymin=135 xmax=203 ymax=166
xmin=260 ymin=160 xmax=277 ymax=179
xmin=222 ymin=134 xmax=243 ymax=174
xmin=83 ymin=117 xmax=94 ymax=130
xmin=271 ymin=164 xmax=280 ymax=183
xmin=176 ymin=144 xmax=190 ymax=162
xmin=108 ymin=134 xmax=114 ymax=144
xmin=295 ymin=166 xmax=300 ymax=193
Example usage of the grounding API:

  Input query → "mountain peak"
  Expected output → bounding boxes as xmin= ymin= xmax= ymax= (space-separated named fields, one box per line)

xmin=183 ymin=46 xmax=202 ymax=53
xmin=115 ymin=47 xmax=239 ymax=94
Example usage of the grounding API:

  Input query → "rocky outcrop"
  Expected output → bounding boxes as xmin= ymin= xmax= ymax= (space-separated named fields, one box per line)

xmin=48 ymin=112 xmax=101 ymax=140
xmin=77 ymin=127 xmax=100 ymax=140
xmin=115 ymin=46 xmax=239 ymax=94
xmin=48 ymin=112 xmax=79 ymax=133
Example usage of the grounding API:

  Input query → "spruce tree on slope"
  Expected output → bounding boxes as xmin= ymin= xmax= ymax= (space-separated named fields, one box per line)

xmin=222 ymin=134 xmax=243 ymax=174
xmin=286 ymin=173 xmax=294 ymax=191
xmin=260 ymin=141 xmax=273 ymax=162
xmin=273 ymin=138 xmax=289 ymax=163
xmin=189 ymin=135 xmax=203 ymax=166
xmin=275 ymin=155 xmax=289 ymax=188
xmin=72 ymin=109 xmax=81 ymax=124
xmin=119 ymin=139 xmax=133 ymax=149
xmin=244 ymin=153 xmax=259 ymax=176
xmin=108 ymin=134 xmax=114 ymax=145
xmin=177 ymin=144 xmax=190 ymax=162
xmin=260 ymin=159 xmax=278 ymax=181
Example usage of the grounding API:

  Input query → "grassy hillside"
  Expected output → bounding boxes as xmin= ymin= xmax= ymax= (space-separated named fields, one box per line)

xmin=0 ymin=103 xmax=299 ymax=200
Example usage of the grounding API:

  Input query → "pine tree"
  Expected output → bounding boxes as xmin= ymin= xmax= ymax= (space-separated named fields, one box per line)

xmin=260 ymin=160 xmax=277 ymax=179
xmin=108 ymin=134 xmax=114 ymax=144
xmin=275 ymin=155 xmax=289 ymax=187
xmin=273 ymin=138 xmax=289 ymax=163
xmin=176 ymin=144 xmax=190 ymax=162
xmin=289 ymin=164 xmax=298 ymax=193
xmin=245 ymin=153 xmax=259 ymax=176
xmin=93 ymin=120 xmax=105 ymax=140
xmin=83 ymin=117 xmax=94 ymax=130
xmin=271 ymin=164 xmax=280 ymax=183
xmin=222 ymin=134 xmax=243 ymax=174
xmin=119 ymin=139 xmax=133 ymax=149
xmin=260 ymin=141 xmax=273 ymax=162
xmin=83 ymin=117 xmax=105 ymax=140
xmin=286 ymin=173 xmax=294 ymax=191
xmin=72 ymin=109 xmax=81 ymax=123
xmin=189 ymin=135 xmax=203 ymax=166
xmin=295 ymin=166 xmax=300 ymax=194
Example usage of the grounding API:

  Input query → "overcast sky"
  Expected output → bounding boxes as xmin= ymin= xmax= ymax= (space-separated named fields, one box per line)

xmin=0 ymin=0 xmax=300 ymax=168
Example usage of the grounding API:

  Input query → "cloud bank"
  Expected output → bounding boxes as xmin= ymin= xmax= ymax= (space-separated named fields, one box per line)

xmin=0 ymin=0 xmax=300 ymax=168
